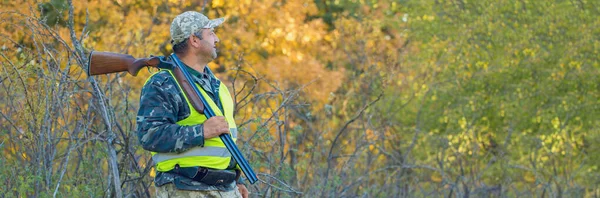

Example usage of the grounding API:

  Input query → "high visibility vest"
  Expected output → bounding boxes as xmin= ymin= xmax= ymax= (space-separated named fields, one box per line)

xmin=145 ymin=69 xmax=238 ymax=172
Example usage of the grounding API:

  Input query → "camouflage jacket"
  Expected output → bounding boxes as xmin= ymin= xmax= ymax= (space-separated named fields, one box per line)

xmin=136 ymin=65 xmax=237 ymax=191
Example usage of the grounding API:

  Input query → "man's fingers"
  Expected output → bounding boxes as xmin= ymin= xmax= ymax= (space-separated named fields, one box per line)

xmin=203 ymin=116 xmax=232 ymax=139
xmin=219 ymin=127 xmax=230 ymax=134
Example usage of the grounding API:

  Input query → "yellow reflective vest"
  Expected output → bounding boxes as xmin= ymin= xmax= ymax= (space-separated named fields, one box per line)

xmin=146 ymin=69 xmax=237 ymax=172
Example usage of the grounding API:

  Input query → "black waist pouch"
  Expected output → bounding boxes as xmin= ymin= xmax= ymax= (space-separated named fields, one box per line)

xmin=170 ymin=165 xmax=237 ymax=186
xmin=193 ymin=168 xmax=237 ymax=186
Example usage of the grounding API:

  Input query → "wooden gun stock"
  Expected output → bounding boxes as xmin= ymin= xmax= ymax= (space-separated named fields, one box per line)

xmin=87 ymin=51 xmax=160 ymax=76
xmin=86 ymin=51 xmax=205 ymax=114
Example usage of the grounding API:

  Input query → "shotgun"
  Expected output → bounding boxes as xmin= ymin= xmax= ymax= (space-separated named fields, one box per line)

xmin=87 ymin=51 xmax=258 ymax=184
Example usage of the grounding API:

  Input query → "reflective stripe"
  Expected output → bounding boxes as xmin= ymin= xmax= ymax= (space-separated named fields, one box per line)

xmin=230 ymin=128 xmax=237 ymax=138
xmin=152 ymin=146 xmax=231 ymax=163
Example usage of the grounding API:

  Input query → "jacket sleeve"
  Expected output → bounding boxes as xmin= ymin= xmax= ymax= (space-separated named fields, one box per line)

xmin=136 ymin=73 xmax=204 ymax=153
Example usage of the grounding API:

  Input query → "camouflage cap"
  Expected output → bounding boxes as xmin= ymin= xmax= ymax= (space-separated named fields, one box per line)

xmin=170 ymin=11 xmax=225 ymax=45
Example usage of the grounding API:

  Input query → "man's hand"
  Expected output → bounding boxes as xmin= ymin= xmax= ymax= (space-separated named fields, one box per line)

xmin=237 ymin=184 xmax=249 ymax=198
xmin=203 ymin=116 xmax=230 ymax=139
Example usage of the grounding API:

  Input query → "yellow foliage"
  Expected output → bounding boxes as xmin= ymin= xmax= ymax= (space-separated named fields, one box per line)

xmin=551 ymin=117 xmax=560 ymax=129
xmin=459 ymin=117 xmax=467 ymax=129
xmin=431 ymin=172 xmax=443 ymax=183
xmin=524 ymin=172 xmax=536 ymax=183
xmin=366 ymin=129 xmax=376 ymax=141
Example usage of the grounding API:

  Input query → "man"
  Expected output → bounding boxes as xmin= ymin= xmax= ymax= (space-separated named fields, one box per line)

xmin=136 ymin=11 xmax=249 ymax=198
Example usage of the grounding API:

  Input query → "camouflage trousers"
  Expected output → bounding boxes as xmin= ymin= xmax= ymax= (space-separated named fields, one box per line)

xmin=155 ymin=183 xmax=242 ymax=198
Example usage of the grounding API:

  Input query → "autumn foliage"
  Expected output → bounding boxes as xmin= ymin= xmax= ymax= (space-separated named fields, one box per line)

xmin=0 ymin=0 xmax=598 ymax=197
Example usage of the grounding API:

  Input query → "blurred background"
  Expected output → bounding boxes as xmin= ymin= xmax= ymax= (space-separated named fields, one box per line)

xmin=0 ymin=0 xmax=598 ymax=197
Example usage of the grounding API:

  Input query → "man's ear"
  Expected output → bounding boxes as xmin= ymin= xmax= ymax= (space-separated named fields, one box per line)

xmin=189 ymin=36 xmax=201 ymax=48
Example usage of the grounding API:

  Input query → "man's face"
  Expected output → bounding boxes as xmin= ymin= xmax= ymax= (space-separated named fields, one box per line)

xmin=192 ymin=28 xmax=219 ymax=61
